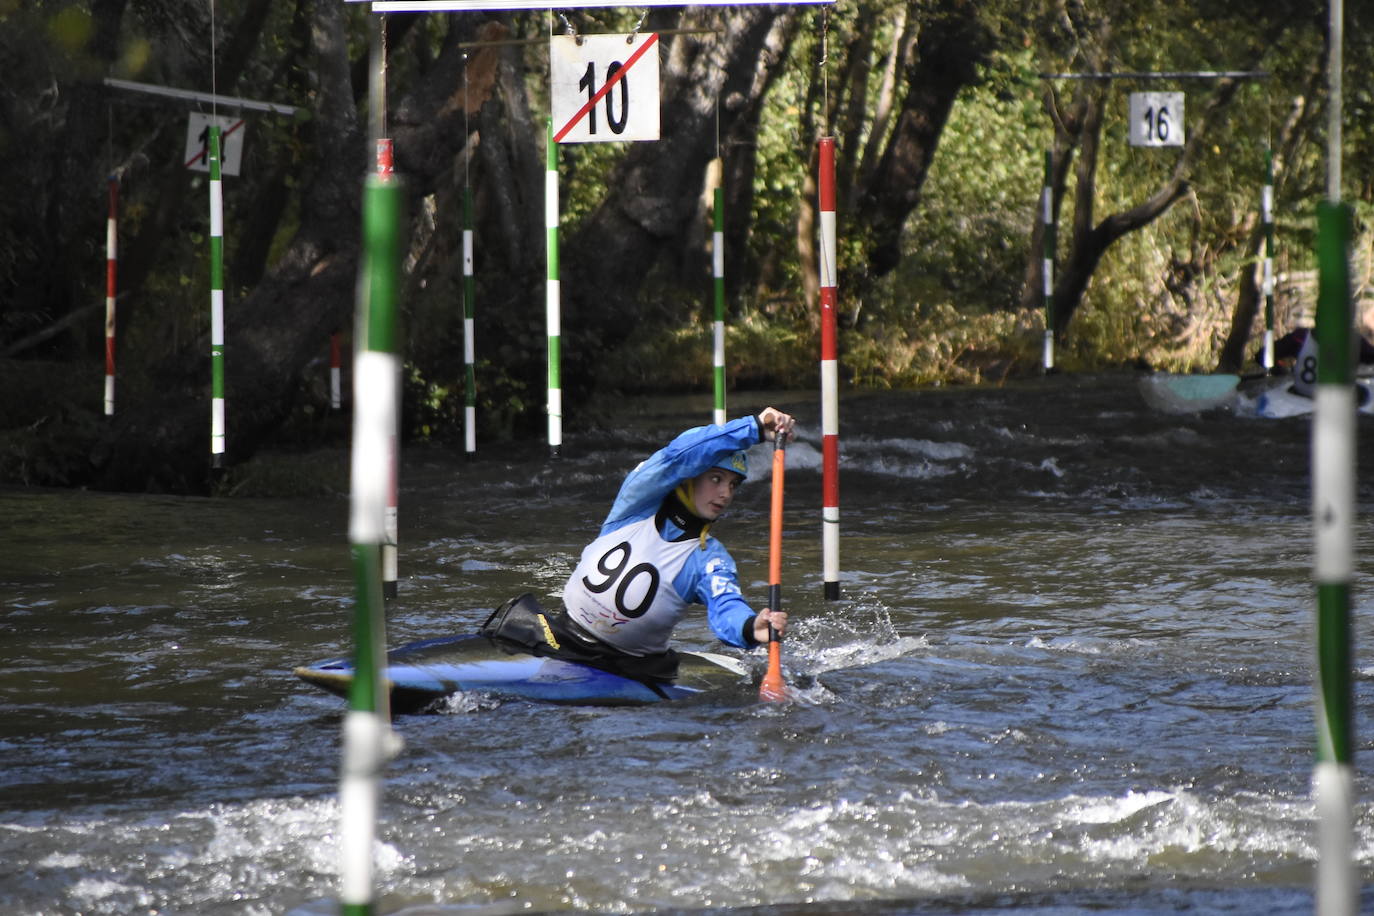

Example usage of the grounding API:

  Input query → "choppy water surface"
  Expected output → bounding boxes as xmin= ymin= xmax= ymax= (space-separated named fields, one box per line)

xmin=3 ymin=373 xmax=1373 ymax=914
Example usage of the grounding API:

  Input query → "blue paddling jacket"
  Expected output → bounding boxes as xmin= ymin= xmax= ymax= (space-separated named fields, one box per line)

xmin=562 ymin=416 xmax=764 ymax=655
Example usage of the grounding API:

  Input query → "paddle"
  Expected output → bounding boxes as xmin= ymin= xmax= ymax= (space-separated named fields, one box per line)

xmin=758 ymin=429 xmax=788 ymax=702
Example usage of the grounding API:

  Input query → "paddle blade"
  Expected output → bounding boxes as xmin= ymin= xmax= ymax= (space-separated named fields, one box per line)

xmin=758 ymin=639 xmax=787 ymax=702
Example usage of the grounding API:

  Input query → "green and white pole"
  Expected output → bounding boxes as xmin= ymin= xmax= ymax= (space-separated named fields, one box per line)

xmin=1312 ymin=200 xmax=1356 ymax=916
xmin=463 ymin=185 xmax=477 ymax=455
xmin=1041 ymin=149 xmax=1055 ymax=372
xmin=339 ymin=169 xmax=405 ymax=916
xmin=208 ymin=125 xmax=227 ymax=469
xmin=712 ymin=183 xmax=727 ymax=426
xmin=545 ymin=118 xmax=562 ymax=458
xmin=1261 ymin=149 xmax=1276 ymax=370
xmin=1313 ymin=3 xmax=1355 ymax=910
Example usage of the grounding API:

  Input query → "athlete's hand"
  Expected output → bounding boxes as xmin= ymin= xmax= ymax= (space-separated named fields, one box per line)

xmin=757 ymin=407 xmax=795 ymax=443
xmin=752 ymin=608 xmax=788 ymax=644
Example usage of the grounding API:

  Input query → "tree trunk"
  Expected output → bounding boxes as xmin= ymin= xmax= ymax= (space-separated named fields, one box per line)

xmin=1217 ymin=72 xmax=1322 ymax=372
xmin=855 ymin=0 xmax=994 ymax=278
xmin=1217 ymin=232 xmax=1264 ymax=373
xmin=720 ymin=12 xmax=801 ymax=304
xmin=1052 ymin=77 xmax=1244 ymax=340
xmin=561 ymin=6 xmax=799 ymax=388
xmin=1018 ymin=81 xmax=1091 ymax=316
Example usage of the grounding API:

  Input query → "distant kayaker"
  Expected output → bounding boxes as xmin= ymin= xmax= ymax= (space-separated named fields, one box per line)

xmin=1260 ymin=327 xmax=1374 ymax=399
xmin=481 ymin=407 xmax=795 ymax=681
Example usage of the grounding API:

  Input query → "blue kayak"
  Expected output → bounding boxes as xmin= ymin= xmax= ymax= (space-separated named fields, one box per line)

xmin=294 ymin=633 xmax=751 ymax=713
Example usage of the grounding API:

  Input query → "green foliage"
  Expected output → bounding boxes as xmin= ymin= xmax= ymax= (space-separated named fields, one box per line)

xmin=845 ymin=303 xmax=1043 ymax=386
xmin=561 ymin=142 xmax=627 ymax=226
xmin=11 ymin=0 xmax=1374 ymax=492
xmin=595 ymin=305 xmax=816 ymax=393
xmin=894 ymin=47 xmax=1044 ymax=313
xmin=0 ymin=360 xmax=103 ymax=487
xmin=215 ymin=449 xmax=349 ymax=498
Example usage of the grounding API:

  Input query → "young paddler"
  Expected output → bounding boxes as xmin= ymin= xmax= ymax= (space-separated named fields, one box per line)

xmin=482 ymin=408 xmax=795 ymax=681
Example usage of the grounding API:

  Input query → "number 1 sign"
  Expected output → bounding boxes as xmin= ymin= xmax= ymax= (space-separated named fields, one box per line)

xmin=1128 ymin=91 xmax=1184 ymax=147
xmin=550 ymin=33 xmax=660 ymax=143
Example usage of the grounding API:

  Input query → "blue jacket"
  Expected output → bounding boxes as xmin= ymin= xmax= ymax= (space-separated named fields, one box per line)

xmin=595 ymin=415 xmax=764 ymax=649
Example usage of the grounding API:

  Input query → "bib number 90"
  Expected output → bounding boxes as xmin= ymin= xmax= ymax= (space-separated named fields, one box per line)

xmin=582 ymin=541 xmax=660 ymax=618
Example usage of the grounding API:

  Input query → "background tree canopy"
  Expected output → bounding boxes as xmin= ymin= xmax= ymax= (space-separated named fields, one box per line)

xmin=1 ymin=0 xmax=1371 ymax=492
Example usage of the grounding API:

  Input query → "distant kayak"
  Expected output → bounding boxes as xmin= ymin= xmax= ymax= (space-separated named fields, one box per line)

xmin=1136 ymin=374 xmax=1239 ymax=414
xmin=295 ymin=632 xmax=751 ymax=713
xmin=1242 ymin=380 xmax=1374 ymax=419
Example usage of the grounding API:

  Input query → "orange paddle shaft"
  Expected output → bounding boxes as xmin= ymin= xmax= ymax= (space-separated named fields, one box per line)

xmin=759 ymin=433 xmax=787 ymax=701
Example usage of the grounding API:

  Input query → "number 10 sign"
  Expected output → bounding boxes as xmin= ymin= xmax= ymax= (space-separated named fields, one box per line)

xmin=550 ymin=33 xmax=660 ymax=143
xmin=1129 ymin=91 xmax=1184 ymax=147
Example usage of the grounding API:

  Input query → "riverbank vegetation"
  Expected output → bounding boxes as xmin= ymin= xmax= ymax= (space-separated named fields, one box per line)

xmin=1 ymin=0 xmax=1371 ymax=491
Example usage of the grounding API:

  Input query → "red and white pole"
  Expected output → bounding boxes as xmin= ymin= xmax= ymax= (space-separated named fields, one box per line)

xmin=104 ymin=175 xmax=118 ymax=416
xmin=376 ymin=139 xmax=400 ymax=600
xmin=330 ymin=331 xmax=343 ymax=410
xmin=817 ymin=137 xmax=841 ymax=601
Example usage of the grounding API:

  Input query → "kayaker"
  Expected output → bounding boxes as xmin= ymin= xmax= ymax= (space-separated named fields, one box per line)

xmin=482 ymin=408 xmax=795 ymax=681
xmin=1260 ymin=327 xmax=1374 ymax=399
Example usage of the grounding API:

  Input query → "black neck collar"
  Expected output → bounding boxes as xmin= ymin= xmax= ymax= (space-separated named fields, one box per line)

xmin=656 ymin=489 xmax=708 ymax=542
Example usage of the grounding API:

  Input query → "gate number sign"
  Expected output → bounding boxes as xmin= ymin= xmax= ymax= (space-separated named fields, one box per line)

xmin=1129 ymin=92 xmax=1184 ymax=147
xmin=184 ymin=112 xmax=246 ymax=175
xmin=551 ymin=33 xmax=660 ymax=143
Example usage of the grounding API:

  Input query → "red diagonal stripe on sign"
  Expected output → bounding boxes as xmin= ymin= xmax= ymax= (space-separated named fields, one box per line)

xmin=553 ymin=32 xmax=658 ymax=143
xmin=186 ymin=119 xmax=246 ymax=168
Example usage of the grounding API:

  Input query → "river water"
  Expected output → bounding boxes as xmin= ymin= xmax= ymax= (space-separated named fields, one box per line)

xmin=3 ymin=372 xmax=1372 ymax=915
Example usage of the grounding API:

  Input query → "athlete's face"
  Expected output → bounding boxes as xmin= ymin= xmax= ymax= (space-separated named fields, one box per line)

xmin=691 ymin=468 xmax=743 ymax=520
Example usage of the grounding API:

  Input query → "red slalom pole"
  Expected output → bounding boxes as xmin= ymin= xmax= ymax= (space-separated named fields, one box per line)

xmin=375 ymin=139 xmax=400 ymax=601
xmin=759 ymin=432 xmax=788 ymax=703
xmin=104 ymin=175 xmax=118 ymax=416
xmin=330 ymin=331 xmax=343 ymax=411
xmin=817 ymin=137 xmax=841 ymax=600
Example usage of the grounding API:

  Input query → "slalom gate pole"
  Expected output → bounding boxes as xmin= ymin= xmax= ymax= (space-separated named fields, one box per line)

xmin=712 ymin=182 xmax=727 ymax=426
xmin=1041 ymin=149 xmax=1056 ymax=371
xmin=1261 ymin=149 xmax=1276 ymax=370
xmin=759 ymin=432 xmax=788 ymax=702
xmin=1312 ymin=200 xmax=1356 ymax=916
xmin=339 ymin=159 xmax=406 ymax=916
xmin=104 ymin=175 xmax=118 ymax=416
xmin=331 ymin=331 xmax=343 ymax=411
xmin=1313 ymin=6 xmax=1354 ymax=909
xmin=208 ymin=125 xmax=227 ymax=469
xmin=463 ymin=185 xmax=477 ymax=455
xmin=817 ymin=137 xmax=841 ymax=601
xmin=546 ymin=118 xmax=562 ymax=458
xmin=376 ymin=140 xmax=399 ymax=601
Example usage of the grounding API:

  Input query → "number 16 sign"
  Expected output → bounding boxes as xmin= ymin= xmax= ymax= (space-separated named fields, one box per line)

xmin=550 ymin=32 xmax=660 ymax=143
xmin=1129 ymin=91 xmax=1184 ymax=147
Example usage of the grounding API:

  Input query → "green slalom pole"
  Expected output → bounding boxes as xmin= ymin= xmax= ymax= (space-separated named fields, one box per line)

xmin=712 ymin=184 xmax=726 ymax=426
xmin=463 ymin=185 xmax=477 ymax=455
xmin=545 ymin=118 xmax=562 ymax=458
xmin=1041 ymin=149 xmax=1055 ymax=372
xmin=1312 ymin=200 xmax=1356 ymax=916
xmin=1261 ymin=149 xmax=1276 ymax=370
xmin=209 ymin=125 xmax=227 ymax=469
xmin=339 ymin=169 xmax=405 ymax=916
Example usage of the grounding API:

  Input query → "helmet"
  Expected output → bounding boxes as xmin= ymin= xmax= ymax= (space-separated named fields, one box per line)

xmin=710 ymin=449 xmax=749 ymax=481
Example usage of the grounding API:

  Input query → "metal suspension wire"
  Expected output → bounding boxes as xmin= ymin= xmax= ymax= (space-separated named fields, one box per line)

xmin=463 ymin=52 xmax=470 ymax=190
xmin=209 ymin=0 xmax=217 ymax=118
xmin=819 ymin=5 xmax=829 ymax=130
xmin=629 ymin=6 xmax=648 ymax=39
